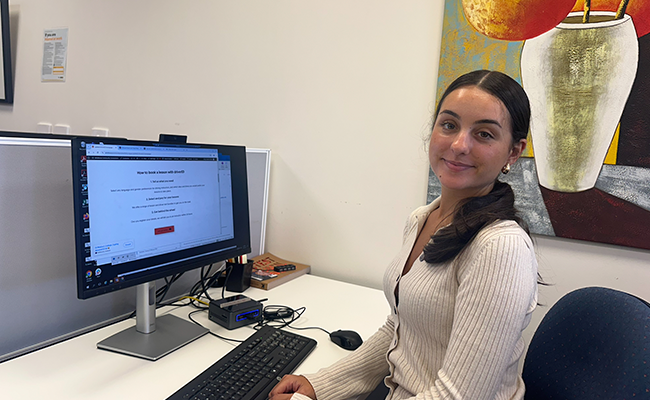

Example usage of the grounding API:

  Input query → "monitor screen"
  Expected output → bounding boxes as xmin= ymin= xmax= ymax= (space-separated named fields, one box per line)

xmin=71 ymin=137 xmax=251 ymax=300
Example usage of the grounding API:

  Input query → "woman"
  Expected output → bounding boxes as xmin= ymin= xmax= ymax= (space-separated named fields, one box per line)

xmin=269 ymin=70 xmax=538 ymax=400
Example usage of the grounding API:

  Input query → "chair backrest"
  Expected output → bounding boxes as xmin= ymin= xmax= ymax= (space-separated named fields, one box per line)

xmin=522 ymin=287 xmax=650 ymax=400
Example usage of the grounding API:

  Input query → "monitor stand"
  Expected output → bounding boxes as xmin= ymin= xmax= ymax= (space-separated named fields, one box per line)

xmin=97 ymin=281 xmax=208 ymax=361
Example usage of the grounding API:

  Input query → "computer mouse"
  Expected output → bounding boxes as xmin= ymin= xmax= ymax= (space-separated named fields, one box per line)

xmin=329 ymin=330 xmax=363 ymax=351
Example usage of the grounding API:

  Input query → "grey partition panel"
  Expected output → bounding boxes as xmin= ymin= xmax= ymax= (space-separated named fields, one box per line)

xmin=0 ymin=139 xmax=270 ymax=362
xmin=246 ymin=149 xmax=271 ymax=258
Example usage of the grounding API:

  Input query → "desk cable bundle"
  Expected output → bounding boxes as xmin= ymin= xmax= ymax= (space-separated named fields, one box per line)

xmin=138 ymin=257 xmax=344 ymax=350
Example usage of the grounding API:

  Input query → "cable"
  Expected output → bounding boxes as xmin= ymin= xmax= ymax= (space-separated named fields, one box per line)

xmin=180 ymin=299 xmax=335 ymax=344
xmin=256 ymin=305 xmax=304 ymax=329
xmin=127 ymin=262 xmax=224 ymax=319
xmin=200 ymin=265 xmax=216 ymax=302
xmin=168 ymin=266 xmax=337 ymax=342
xmin=176 ymin=296 xmax=209 ymax=306
xmin=221 ymin=264 xmax=234 ymax=299
xmin=156 ymin=272 xmax=184 ymax=304
xmin=287 ymin=324 xmax=331 ymax=335
xmin=187 ymin=309 xmax=245 ymax=343
xmin=263 ymin=305 xmax=296 ymax=320
xmin=256 ymin=304 xmax=333 ymax=335
xmin=185 ymin=262 xmax=226 ymax=309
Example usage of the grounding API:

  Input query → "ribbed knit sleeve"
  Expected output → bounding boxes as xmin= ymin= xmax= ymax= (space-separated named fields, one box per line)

xmin=301 ymin=318 xmax=394 ymax=400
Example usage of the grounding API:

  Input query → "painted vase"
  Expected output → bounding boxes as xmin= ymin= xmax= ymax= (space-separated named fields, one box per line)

xmin=521 ymin=11 xmax=638 ymax=192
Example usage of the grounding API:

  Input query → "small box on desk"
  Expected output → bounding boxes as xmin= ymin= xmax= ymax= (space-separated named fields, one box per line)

xmin=250 ymin=253 xmax=311 ymax=290
xmin=209 ymin=295 xmax=262 ymax=330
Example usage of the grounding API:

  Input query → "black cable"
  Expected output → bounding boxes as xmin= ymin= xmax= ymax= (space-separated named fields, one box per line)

xmin=187 ymin=309 xmax=245 ymax=343
xmin=186 ymin=262 xmax=226 ymax=309
xmin=287 ymin=324 xmax=331 ymax=335
xmin=221 ymin=264 xmax=234 ymax=299
xmin=127 ymin=262 xmax=225 ymax=319
xmin=187 ymin=281 xmax=207 ymax=309
xmin=200 ymin=265 xmax=216 ymax=302
xmin=181 ymin=300 xmax=333 ymax=344
xmin=258 ymin=305 xmax=302 ymax=328
xmin=158 ymin=293 xmax=207 ymax=309
xmin=257 ymin=305 xmax=332 ymax=335
xmin=167 ymin=268 xmax=336 ymax=343
xmin=157 ymin=272 xmax=184 ymax=304
xmin=205 ymin=270 xmax=223 ymax=288
xmin=157 ymin=275 xmax=172 ymax=299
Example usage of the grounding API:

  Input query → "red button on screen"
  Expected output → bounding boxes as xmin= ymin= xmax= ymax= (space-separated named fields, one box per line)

xmin=154 ymin=226 xmax=175 ymax=235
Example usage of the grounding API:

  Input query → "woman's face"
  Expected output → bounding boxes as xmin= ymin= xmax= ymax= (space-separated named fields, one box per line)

xmin=429 ymin=86 xmax=526 ymax=199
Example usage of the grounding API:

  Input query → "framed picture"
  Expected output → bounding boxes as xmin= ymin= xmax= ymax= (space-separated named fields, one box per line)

xmin=428 ymin=0 xmax=650 ymax=251
xmin=0 ymin=0 xmax=13 ymax=104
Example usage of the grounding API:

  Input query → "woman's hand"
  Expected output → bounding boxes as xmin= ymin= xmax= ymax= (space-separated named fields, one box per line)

xmin=268 ymin=374 xmax=316 ymax=400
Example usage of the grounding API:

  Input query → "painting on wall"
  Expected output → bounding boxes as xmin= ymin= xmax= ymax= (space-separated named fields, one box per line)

xmin=427 ymin=0 xmax=650 ymax=250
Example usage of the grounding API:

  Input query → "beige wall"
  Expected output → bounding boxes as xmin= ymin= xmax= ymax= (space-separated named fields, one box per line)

xmin=1 ymin=0 xmax=648 ymax=352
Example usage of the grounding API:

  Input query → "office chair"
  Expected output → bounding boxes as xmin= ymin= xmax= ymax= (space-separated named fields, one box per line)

xmin=522 ymin=287 xmax=650 ymax=400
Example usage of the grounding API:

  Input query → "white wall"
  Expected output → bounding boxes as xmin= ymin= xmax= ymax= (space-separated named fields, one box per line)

xmin=1 ymin=0 xmax=442 ymax=287
xmin=1 ymin=0 xmax=648 ymax=350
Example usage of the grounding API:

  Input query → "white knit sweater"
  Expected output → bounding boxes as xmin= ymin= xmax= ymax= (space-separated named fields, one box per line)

xmin=297 ymin=198 xmax=538 ymax=400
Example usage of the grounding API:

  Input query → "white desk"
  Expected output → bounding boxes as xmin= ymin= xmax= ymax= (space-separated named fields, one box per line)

xmin=0 ymin=275 xmax=389 ymax=400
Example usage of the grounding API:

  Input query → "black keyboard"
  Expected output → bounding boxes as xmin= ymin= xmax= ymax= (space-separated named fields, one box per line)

xmin=167 ymin=326 xmax=317 ymax=400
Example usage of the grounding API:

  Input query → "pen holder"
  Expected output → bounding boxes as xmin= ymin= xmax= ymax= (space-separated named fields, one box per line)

xmin=225 ymin=261 xmax=253 ymax=292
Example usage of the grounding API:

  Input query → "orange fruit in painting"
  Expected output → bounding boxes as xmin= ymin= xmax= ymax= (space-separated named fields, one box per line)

xmin=572 ymin=0 xmax=650 ymax=37
xmin=462 ymin=0 xmax=577 ymax=41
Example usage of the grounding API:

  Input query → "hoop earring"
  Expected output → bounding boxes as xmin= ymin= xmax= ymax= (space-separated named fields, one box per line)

xmin=501 ymin=164 xmax=511 ymax=174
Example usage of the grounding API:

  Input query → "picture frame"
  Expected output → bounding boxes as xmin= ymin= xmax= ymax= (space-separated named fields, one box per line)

xmin=429 ymin=0 xmax=650 ymax=251
xmin=0 ymin=0 xmax=13 ymax=104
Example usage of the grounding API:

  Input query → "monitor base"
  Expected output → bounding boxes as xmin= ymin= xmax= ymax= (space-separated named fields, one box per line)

xmin=97 ymin=314 xmax=208 ymax=361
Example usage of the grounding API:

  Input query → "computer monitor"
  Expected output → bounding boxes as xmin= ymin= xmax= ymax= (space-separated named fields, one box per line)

xmin=70 ymin=136 xmax=251 ymax=360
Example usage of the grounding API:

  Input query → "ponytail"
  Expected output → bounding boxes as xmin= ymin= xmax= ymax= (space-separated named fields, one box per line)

xmin=422 ymin=180 xmax=528 ymax=264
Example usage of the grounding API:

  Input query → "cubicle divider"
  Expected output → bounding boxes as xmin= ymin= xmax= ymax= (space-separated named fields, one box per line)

xmin=0 ymin=133 xmax=270 ymax=362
